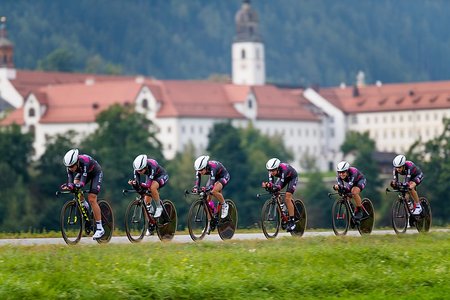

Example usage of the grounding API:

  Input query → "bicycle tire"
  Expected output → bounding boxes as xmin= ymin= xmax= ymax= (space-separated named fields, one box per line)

xmin=156 ymin=199 xmax=177 ymax=241
xmin=290 ymin=199 xmax=307 ymax=237
xmin=358 ymin=198 xmax=374 ymax=235
xmin=391 ymin=198 xmax=408 ymax=234
xmin=261 ymin=199 xmax=281 ymax=239
xmin=187 ymin=199 xmax=208 ymax=241
xmin=60 ymin=199 xmax=83 ymax=245
xmin=416 ymin=197 xmax=432 ymax=233
xmin=124 ymin=199 xmax=147 ymax=243
xmin=218 ymin=199 xmax=238 ymax=240
xmin=96 ymin=200 xmax=114 ymax=244
xmin=332 ymin=199 xmax=350 ymax=236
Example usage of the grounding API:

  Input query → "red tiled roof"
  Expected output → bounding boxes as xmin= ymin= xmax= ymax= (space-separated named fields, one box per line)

xmin=319 ymin=80 xmax=450 ymax=113
xmin=11 ymin=70 xmax=134 ymax=98
xmin=157 ymin=80 xmax=245 ymax=119
xmin=37 ymin=80 xmax=143 ymax=123
xmin=0 ymin=107 xmax=24 ymax=125
xmin=253 ymin=85 xmax=319 ymax=121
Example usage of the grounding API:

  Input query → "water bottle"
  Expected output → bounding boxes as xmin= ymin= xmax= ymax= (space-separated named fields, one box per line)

xmin=208 ymin=200 xmax=216 ymax=213
xmin=407 ymin=200 xmax=413 ymax=211
xmin=280 ymin=203 xmax=288 ymax=215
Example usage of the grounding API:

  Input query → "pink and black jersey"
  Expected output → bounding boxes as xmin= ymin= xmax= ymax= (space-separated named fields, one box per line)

xmin=194 ymin=160 xmax=230 ymax=189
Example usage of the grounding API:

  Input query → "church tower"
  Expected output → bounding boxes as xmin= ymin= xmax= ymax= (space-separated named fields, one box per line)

xmin=232 ymin=0 xmax=265 ymax=86
xmin=0 ymin=17 xmax=16 ymax=79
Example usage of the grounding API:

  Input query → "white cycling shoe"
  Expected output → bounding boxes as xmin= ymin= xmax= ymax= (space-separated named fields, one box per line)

xmin=412 ymin=204 xmax=422 ymax=215
xmin=221 ymin=202 xmax=229 ymax=218
xmin=93 ymin=228 xmax=105 ymax=239
xmin=154 ymin=206 xmax=163 ymax=218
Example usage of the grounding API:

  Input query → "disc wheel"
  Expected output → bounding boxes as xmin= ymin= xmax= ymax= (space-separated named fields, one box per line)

xmin=187 ymin=200 xmax=208 ymax=241
xmin=60 ymin=200 xmax=83 ymax=245
xmin=124 ymin=199 xmax=147 ymax=243
xmin=416 ymin=197 xmax=432 ymax=233
xmin=156 ymin=200 xmax=177 ymax=241
xmin=290 ymin=199 xmax=307 ymax=237
xmin=261 ymin=199 xmax=281 ymax=239
xmin=391 ymin=199 xmax=408 ymax=234
xmin=218 ymin=199 xmax=238 ymax=240
xmin=358 ymin=198 xmax=374 ymax=235
xmin=332 ymin=199 xmax=350 ymax=236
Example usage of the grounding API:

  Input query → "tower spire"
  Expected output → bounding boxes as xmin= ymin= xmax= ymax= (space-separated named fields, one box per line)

xmin=0 ymin=16 xmax=15 ymax=69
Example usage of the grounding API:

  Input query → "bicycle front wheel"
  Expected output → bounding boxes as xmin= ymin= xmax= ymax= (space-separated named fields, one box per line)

xmin=218 ymin=199 xmax=238 ymax=240
xmin=60 ymin=199 xmax=83 ymax=245
xmin=332 ymin=199 xmax=350 ymax=236
xmin=96 ymin=200 xmax=114 ymax=244
xmin=291 ymin=199 xmax=307 ymax=237
xmin=391 ymin=199 xmax=408 ymax=234
xmin=187 ymin=200 xmax=208 ymax=241
xmin=156 ymin=199 xmax=177 ymax=241
xmin=124 ymin=199 xmax=147 ymax=243
xmin=261 ymin=199 xmax=281 ymax=239
xmin=358 ymin=198 xmax=374 ymax=235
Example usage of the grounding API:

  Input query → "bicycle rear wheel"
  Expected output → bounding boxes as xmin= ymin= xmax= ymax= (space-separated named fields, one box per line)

xmin=96 ymin=200 xmax=114 ymax=244
xmin=332 ymin=199 xmax=350 ymax=236
xmin=187 ymin=200 xmax=208 ymax=241
xmin=358 ymin=198 xmax=374 ymax=235
xmin=261 ymin=199 xmax=281 ymax=239
xmin=156 ymin=199 xmax=177 ymax=241
xmin=290 ymin=199 xmax=307 ymax=237
xmin=124 ymin=199 xmax=147 ymax=243
xmin=218 ymin=199 xmax=238 ymax=240
xmin=416 ymin=197 xmax=432 ymax=233
xmin=60 ymin=199 xmax=83 ymax=245
xmin=391 ymin=199 xmax=408 ymax=234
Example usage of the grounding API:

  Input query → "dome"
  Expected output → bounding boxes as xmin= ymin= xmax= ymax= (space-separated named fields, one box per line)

xmin=234 ymin=0 xmax=262 ymax=43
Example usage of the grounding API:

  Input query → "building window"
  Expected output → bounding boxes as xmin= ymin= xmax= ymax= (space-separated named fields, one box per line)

xmin=28 ymin=108 xmax=35 ymax=117
xmin=29 ymin=125 xmax=35 ymax=135
xmin=248 ymin=99 xmax=252 ymax=109
xmin=241 ymin=49 xmax=246 ymax=59
xmin=256 ymin=49 xmax=260 ymax=59
xmin=351 ymin=115 xmax=357 ymax=124
xmin=167 ymin=126 xmax=171 ymax=133
xmin=142 ymin=99 xmax=148 ymax=109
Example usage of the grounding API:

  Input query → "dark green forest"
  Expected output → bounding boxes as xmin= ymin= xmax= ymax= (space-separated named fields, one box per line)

xmin=3 ymin=0 xmax=450 ymax=86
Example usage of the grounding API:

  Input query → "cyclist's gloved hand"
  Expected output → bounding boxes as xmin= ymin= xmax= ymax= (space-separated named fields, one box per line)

xmin=74 ymin=182 xmax=84 ymax=189
xmin=191 ymin=186 xmax=199 ymax=194
xmin=390 ymin=180 xmax=397 ymax=189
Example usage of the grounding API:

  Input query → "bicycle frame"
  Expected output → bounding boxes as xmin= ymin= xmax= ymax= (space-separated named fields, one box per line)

xmin=257 ymin=191 xmax=290 ymax=224
xmin=57 ymin=188 xmax=91 ymax=222
xmin=122 ymin=188 xmax=162 ymax=226
xmin=329 ymin=191 xmax=369 ymax=223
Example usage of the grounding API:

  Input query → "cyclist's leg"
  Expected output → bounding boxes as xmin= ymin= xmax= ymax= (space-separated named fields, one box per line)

xmin=87 ymin=171 xmax=105 ymax=238
xmin=285 ymin=176 xmax=298 ymax=217
xmin=211 ymin=182 xmax=225 ymax=204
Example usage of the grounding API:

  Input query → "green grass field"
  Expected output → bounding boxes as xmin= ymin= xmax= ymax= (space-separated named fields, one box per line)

xmin=0 ymin=232 xmax=449 ymax=299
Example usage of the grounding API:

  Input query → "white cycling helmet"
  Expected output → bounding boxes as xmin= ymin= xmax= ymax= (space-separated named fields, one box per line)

xmin=133 ymin=154 xmax=148 ymax=171
xmin=194 ymin=155 xmax=209 ymax=171
xmin=336 ymin=161 xmax=350 ymax=172
xmin=64 ymin=149 xmax=79 ymax=167
xmin=266 ymin=158 xmax=281 ymax=170
xmin=393 ymin=154 xmax=406 ymax=167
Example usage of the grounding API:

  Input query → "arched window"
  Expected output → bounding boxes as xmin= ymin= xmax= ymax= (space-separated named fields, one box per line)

xmin=28 ymin=108 xmax=35 ymax=117
xmin=248 ymin=99 xmax=252 ymax=109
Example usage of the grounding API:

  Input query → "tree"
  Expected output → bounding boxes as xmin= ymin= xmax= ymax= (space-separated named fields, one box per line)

xmin=81 ymin=104 xmax=163 ymax=229
xmin=37 ymin=48 xmax=76 ymax=72
xmin=408 ymin=118 xmax=450 ymax=225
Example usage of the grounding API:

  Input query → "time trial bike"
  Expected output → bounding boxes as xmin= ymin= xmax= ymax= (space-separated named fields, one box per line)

xmin=58 ymin=188 xmax=114 ymax=245
xmin=386 ymin=185 xmax=431 ymax=234
xmin=258 ymin=189 xmax=307 ymax=239
xmin=185 ymin=188 xmax=238 ymax=241
xmin=329 ymin=190 xmax=374 ymax=236
xmin=123 ymin=187 xmax=177 ymax=242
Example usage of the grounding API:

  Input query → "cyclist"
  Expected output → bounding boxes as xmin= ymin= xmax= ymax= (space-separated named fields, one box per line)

xmin=262 ymin=158 xmax=298 ymax=232
xmin=390 ymin=154 xmax=424 ymax=215
xmin=61 ymin=149 xmax=105 ymax=239
xmin=128 ymin=154 xmax=169 ymax=218
xmin=332 ymin=161 xmax=367 ymax=219
xmin=192 ymin=155 xmax=230 ymax=219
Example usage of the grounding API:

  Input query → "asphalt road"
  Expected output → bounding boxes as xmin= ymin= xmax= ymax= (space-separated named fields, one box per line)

xmin=1 ymin=229 xmax=446 ymax=246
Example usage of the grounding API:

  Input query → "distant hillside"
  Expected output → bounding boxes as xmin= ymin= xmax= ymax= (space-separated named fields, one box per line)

xmin=3 ymin=0 xmax=450 ymax=87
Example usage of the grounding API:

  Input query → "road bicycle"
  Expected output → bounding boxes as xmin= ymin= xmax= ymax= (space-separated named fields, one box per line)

xmin=57 ymin=188 xmax=114 ymax=245
xmin=258 ymin=189 xmax=307 ymax=239
xmin=329 ymin=190 xmax=374 ymax=236
xmin=185 ymin=188 xmax=238 ymax=241
xmin=123 ymin=187 xmax=177 ymax=242
xmin=386 ymin=185 xmax=431 ymax=234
